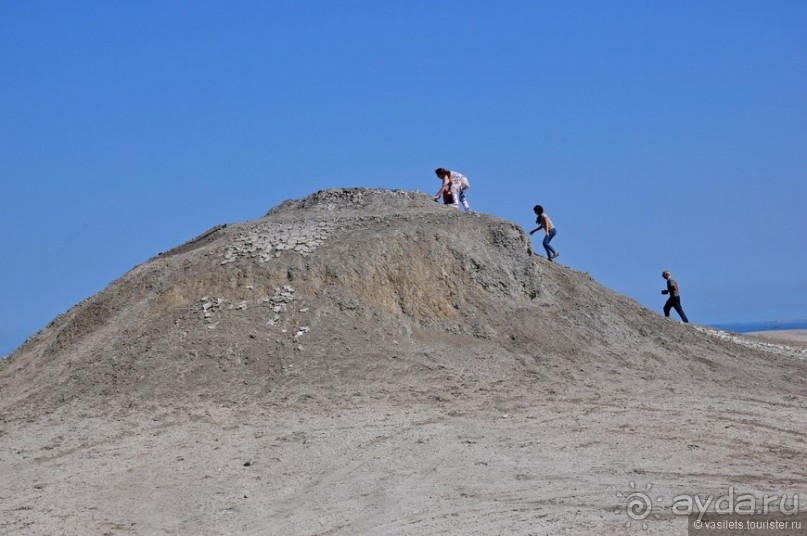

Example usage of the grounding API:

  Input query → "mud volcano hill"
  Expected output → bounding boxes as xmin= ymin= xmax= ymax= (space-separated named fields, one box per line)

xmin=1 ymin=188 xmax=805 ymax=535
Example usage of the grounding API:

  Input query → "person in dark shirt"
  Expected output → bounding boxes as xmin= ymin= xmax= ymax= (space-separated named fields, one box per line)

xmin=661 ymin=270 xmax=689 ymax=323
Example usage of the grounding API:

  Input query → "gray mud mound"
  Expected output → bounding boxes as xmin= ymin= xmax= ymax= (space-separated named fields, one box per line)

xmin=1 ymin=188 xmax=805 ymax=535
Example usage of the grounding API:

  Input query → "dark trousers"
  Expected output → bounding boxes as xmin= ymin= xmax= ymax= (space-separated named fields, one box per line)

xmin=664 ymin=296 xmax=689 ymax=323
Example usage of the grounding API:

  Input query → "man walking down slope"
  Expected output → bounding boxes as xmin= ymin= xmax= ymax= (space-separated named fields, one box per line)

xmin=661 ymin=270 xmax=689 ymax=323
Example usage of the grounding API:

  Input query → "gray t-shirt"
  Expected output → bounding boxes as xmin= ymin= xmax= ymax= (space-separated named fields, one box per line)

xmin=667 ymin=278 xmax=680 ymax=297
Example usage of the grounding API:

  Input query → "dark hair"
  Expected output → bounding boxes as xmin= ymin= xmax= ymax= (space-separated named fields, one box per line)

xmin=533 ymin=204 xmax=543 ymax=215
xmin=435 ymin=168 xmax=449 ymax=178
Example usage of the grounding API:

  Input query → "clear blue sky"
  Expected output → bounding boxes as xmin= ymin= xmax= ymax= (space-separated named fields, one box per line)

xmin=2 ymin=1 xmax=805 ymax=356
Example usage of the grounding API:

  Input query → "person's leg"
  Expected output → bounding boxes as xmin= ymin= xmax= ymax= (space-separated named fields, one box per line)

xmin=673 ymin=298 xmax=689 ymax=323
xmin=543 ymin=228 xmax=557 ymax=258
xmin=459 ymin=190 xmax=470 ymax=211
xmin=663 ymin=297 xmax=673 ymax=317
xmin=550 ymin=228 xmax=558 ymax=257
xmin=449 ymin=184 xmax=460 ymax=208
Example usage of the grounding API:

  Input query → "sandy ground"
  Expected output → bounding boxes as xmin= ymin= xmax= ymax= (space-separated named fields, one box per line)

xmin=3 ymin=325 xmax=805 ymax=535
xmin=2 ymin=384 xmax=805 ymax=536
xmin=744 ymin=330 xmax=807 ymax=348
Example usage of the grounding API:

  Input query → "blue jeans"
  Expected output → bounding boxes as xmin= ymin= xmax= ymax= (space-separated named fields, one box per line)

xmin=451 ymin=185 xmax=470 ymax=211
xmin=543 ymin=228 xmax=557 ymax=258
xmin=457 ymin=190 xmax=470 ymax=211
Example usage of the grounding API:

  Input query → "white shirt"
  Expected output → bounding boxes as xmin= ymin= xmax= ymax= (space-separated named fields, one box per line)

xmin=449 ymin=171 xmax=469 ymax=191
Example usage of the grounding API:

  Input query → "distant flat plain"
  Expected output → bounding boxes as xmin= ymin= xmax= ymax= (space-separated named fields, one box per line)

xmin=745 ymin=329 xmax=807 ymax=347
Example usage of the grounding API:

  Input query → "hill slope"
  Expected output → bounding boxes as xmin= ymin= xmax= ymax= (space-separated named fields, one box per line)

xmin=1 ymin=188 xmax=805 ymax=535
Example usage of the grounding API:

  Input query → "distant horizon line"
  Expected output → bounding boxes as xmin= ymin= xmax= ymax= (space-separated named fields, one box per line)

xmin=709 ymin=319 xmax=807 ymax=333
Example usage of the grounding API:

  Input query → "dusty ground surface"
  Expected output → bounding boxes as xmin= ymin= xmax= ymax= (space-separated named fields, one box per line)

xmin=745 ymin=330 xmax=807 ymax=348
xmin=2 ymin=189 xmax=806 ymax=535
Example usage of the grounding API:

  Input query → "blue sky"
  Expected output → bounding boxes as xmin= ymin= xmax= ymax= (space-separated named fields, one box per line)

xmin=2 ymin=1 xmax=805 ymax=356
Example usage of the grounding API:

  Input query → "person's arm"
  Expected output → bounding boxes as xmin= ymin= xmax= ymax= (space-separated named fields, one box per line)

xmin=434 ymin=178 xmax=448 ymax=201
xmin=529 ymin=218 xmax=544 ymax=235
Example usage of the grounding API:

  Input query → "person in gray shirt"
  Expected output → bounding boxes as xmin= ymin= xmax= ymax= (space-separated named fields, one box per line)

xmin=661 ymin=270 xmax=689 ymax=323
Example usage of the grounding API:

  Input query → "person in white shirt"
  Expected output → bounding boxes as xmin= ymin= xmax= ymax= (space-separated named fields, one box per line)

xmin=433 ymin=168 xmax=471 ymax=212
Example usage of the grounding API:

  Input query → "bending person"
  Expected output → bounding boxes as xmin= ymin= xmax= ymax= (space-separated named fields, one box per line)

xmin=434 ymin=168 xmax=471 ymax=211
